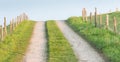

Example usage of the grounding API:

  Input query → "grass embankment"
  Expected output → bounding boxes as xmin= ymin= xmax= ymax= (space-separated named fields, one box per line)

xmin=46 ymin=20 xmax=77 ymax=62
xmin=88 ymin=12 xmax=120 ymax=32
xmin=66 ymin=16 xmax=120 ymax=62
xmin=0 ymin=20 xmax=35 ymax=62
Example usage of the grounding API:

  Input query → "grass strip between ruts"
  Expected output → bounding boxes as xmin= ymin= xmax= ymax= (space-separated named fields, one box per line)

xmin=46 ymin=20 xmax=78 ymax=62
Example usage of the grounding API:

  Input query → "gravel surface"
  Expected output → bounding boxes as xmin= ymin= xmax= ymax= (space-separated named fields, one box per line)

xmin=56 ymin=21 xmax=105 ymax=62
xmin=24 ymin=21 xmax=47 ymax=62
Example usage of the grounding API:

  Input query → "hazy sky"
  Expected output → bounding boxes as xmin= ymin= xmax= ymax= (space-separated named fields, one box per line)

xmin=0 ymin=0 xmax=120 ymax=24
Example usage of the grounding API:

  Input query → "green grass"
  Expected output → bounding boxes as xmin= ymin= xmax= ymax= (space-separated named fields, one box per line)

xmin=46 ymin=20 xmax=78 ymax=62
xmin=0 ymin=20 xmax=35 ymax=62
xmin=87 ymin=11 xmax=120 ymax=32
xmin=66 ymin=16 xmax=120 ymax=62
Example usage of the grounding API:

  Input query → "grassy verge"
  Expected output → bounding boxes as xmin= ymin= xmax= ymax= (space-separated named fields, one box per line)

xmin=66 ymin=16 xmax=120 ymax=62
xmin=87 ymin=12 xmax=120 ymax=32
xmin=0 ymin=20 xmax=35 ymax=62
xmin=46 ymin=20 xmax=78 ymax=62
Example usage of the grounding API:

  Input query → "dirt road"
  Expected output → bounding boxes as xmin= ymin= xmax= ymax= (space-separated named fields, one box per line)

xmin=24 ymin=21 xmax=47 ymax=62
xmin=56 ymin=21 xmax=105 ymax=62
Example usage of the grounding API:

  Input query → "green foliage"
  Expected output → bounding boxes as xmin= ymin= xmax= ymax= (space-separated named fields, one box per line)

xmin=66 ymin=16 xmax=120 ymax=62
xmin=46 ymin=20 xmax=78 ymax=62
xmin=0 ymin=20 xmax=35 ymax=62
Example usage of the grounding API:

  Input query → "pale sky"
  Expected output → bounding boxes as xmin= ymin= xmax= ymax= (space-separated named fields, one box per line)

xmin=0 ymin=0 xmax=120 ymax=24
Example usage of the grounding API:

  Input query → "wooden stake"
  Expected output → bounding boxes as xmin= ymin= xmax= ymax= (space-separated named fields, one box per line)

xmin=26 ymin=16 xmax=28 ymax=20
xmin=0 ymin=25 xmax=3 ymax=41
xmin=3 ymin=27 xmax=5 ymax=39
xmin=106 ymin=15 xmax=109 ymax=29
xmin=95 ymin=8 xmax=97 ymax=27
xmin=17 ymin=16 xmax=19 ymax=25
xmin=12 ymin=19 xmax=15 ymax=30
xmin=82 ymin=8 xmax=85 ymax=21
xmin=23 ymin=13 xmax=25 ymax=21
xmin=86 ymin=16 xmax=88 ymax=22
xmin=109 ymin=9 xmax=111 ymax=13
xmin=15 ymin=20 xmax=17 ymax=28
xmin=10 ymin=21 xmax=12 ymax=34
xmin=90 ymin=12 xmax=92 ymax=23
xmin=4 ymin=17 xmax=7 ymax=37
xmin=113 ymin=17 xmax=117 ymax=33
xmin=84 ymin=8 xmax=87 ymax=21
xmin=116 ymin=8 xmax=119 ymax=12
xmin=0 ymin=25 xmax=2 ymax=41
xmin=99 ymin=14 xmax=102 ymax=28
xmin=19 ymin=15 xmax=21 ymax=24
xmin=82 ymin=8 xmax=87 ymax=21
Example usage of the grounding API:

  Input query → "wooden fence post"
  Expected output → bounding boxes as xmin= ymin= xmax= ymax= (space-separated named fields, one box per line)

xmin=0 ymin=25 xmax=2 ymax=40
xmin=12 ymin=19 xmax=15 ymax=30
xmin=26 ymin=16 xmax=28 ymax=20
xmin=10 ymin=21 xmax=12 ymax=34
xmin=82 ymin=8 xmax=85 ymax=21
xmin=84 ymin=8 xmax=87 ymax=21
xmin=17 ymin=16 xmax=19 ymax=25
xmin=82 ymin=8 xmax=87 ymax=21
xmin=109 ymin=10 xmax=111 ymax=13
xmin=95 ymin=8 xmax=97 ymax=27
xmin=26 ymin=14 xmax=28 ymax=20
xmin=19 ymin=15 xmax=21 ymax=24
xmin=90 ymin=12 xmax=92 ymax=23
xmin=23 ymin=13 xmax=25 ymax=21
xmin=4 ymin=17 xmax=7 ymax=37
xmin=113 ymin=17 xmax=117 ymax=33
xmin=19 ymin=15 xmax=21 ymax=23
xmin=106 ymin=14 xmax=109 ymax=29
xmin=0 ymin=25 xmax=3 ymax=41
xmin=99 ymin=14 xmax=102 ymax=28
xmin=116 ymin=8 xmax=119 ymax=12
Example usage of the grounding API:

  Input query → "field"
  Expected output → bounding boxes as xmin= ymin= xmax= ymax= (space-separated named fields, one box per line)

xmin=0 ymin=20 xmax=35 ymax=62
xmin=46 ymin=20 xmax=78 ymax=62
xmin=3 ymin=0 xmax=120 ymax=62
xmin=66 ymin=12 xmax=120 ymax=62
xmin=1 ymin=11 xmax=120 ymax=62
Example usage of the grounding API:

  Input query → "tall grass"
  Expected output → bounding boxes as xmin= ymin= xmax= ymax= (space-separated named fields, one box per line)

xmin=0 ymin=20 xmax=35 ymax=62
